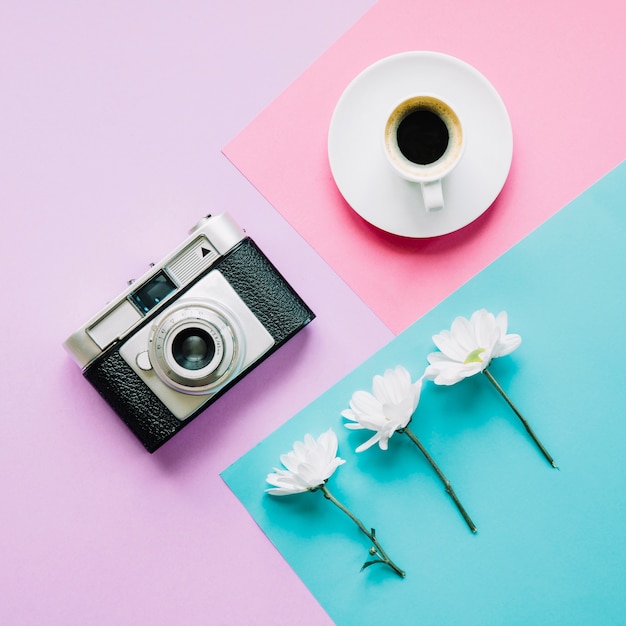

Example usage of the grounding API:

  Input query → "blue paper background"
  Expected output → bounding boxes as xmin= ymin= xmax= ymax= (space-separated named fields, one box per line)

xmin=222 ymin=162 xmax=626 ymax=625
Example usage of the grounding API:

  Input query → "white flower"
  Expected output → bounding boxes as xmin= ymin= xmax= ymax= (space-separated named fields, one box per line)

xmin=265 ymin=429 xmax=405 ymax=577
xmin=342 ymin=365 xmax=422 ymax=452
xmin=424 ymin=309 xmax=521 ymax=386
xmin=265 ymin=429 xmax=346 ymax=496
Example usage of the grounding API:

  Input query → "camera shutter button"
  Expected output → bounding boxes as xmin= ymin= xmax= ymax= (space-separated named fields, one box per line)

xmin=136 ymin=351 xmax=152 ymax=371
xmin=188 ymin=215 xmax=212 ymax=235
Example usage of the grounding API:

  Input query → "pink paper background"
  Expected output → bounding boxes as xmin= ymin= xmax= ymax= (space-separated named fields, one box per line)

xmin=225 ymin=0 xmax=626 ymax=334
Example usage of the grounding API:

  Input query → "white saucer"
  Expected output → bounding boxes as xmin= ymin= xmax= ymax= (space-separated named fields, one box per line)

xmin=328 ymin=51 xmax=513 ymax=238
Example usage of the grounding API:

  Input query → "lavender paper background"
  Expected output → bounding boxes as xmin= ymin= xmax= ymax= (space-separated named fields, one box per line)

xmin=0 ymin=2 xmax=380 ymax=624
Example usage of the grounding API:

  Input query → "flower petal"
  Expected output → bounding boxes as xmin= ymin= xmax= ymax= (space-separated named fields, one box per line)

xmin=279 ymin=451 xmax=301 ymax=474
xmin=372 ymin=366 xmax=410 ymax=405
xmin=491 ymin=312 xmax=522 ymax=357
xmin=450 ymin=315 xmax=477 ymax=354
xmin=432 ymin=330 xmax=468 ymax=362
xmin=494 ymin=310 xmax=509 ymax=335
xmin=424 ymin=358 xmax=483 ymax=385
xmin=472 ymin=309 xmax=499 ymax=355
xmin=425 ymin=351 xmax=454 ymax=366
xmin=355 ymin=431 xmax=383 ymax=453
xmin=350 ymin=391 xmax=384 ymax=420
xmin=265 ymin=469 xmax=310 ymax=495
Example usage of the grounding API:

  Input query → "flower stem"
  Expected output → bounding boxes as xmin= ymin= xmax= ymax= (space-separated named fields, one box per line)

xmin=402 ymin=426 xmax=478 ymax=534
xmin=483 ymin=368 xmax=558 ymax=469
xmin=319 ymin=484 xmax=405 ymax=578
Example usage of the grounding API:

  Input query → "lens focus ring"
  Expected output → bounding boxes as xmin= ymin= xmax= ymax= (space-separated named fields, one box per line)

xmin=148 ymin=301 xmax=242 ymax=394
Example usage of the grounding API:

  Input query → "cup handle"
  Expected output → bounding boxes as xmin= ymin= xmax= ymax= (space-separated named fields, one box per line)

xmin=420 ymin=180 xmax=444 ymax=212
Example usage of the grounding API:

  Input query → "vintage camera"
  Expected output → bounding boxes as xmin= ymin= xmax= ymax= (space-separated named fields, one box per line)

xmin=65 ymin=213 xmax=315 ymax=452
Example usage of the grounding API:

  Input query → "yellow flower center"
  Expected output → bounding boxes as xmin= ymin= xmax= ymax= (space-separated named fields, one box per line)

xmin=464 ymin=347 xmax=486 ymax=364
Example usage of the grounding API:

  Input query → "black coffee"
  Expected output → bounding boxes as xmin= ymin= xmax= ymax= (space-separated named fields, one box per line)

xmin=396 ymin=109 xmax=449 ymax=165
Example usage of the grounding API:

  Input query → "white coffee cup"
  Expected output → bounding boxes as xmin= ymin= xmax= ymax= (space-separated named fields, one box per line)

xmin=383 ymin=94 xmax=464 ymax=212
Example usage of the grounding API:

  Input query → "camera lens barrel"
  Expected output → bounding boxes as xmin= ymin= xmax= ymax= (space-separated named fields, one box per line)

xmin=149 ymin=300 xmax=243 ymax=395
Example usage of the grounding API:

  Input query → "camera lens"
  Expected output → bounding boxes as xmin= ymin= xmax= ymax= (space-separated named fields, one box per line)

xmin=171 ymin=328 xmax=216 ymax=371
xmin=149 ymin=300 xmax=245 ymax=395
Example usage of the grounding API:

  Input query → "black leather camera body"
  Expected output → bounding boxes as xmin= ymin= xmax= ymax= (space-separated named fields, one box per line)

xmin=65 ymin=214 xmax=315 ymax=452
